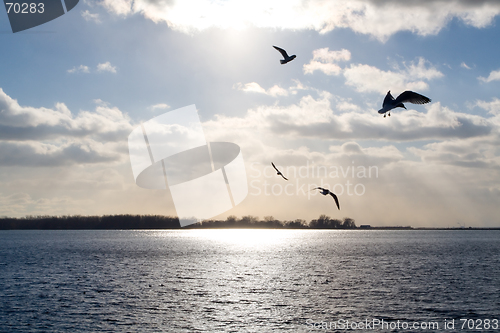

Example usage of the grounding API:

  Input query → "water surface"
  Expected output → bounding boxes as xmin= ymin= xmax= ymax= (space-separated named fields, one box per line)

xmin=1 ymin=230 xmax=499 ymax=332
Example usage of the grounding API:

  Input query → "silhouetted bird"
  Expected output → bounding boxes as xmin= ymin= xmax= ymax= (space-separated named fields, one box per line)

xmin=378 ymin=90 xmax=431 ymax=118
xmin=272 ymin=162 xmax=288 ymax=180
xmin=273 ymin=46 xmax=296 ymax=64
xmin=311 ymin=187 xmax=340 ymax=210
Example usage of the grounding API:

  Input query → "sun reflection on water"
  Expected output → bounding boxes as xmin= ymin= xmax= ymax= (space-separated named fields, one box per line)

xmin=183 ymin=229 xmax=300 ymax=248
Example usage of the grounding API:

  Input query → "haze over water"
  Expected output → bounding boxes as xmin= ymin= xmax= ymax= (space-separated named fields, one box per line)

xmin=1 ymin=229 xmax=499 ymax=332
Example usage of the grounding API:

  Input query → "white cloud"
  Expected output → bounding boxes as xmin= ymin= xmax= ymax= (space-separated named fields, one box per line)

xmin=408 ymin=136 xmax=500 ymax=169
xmin=0 ymin=140 xmax=122 ymax=167
xmin=267 ymin=85 xmax=288 ymax=97
xmin=303 ymin=53 xmax=443 ymax=94
xmin=328 ymin=142 xmax=404 ymax=168
xmin=336 ymin=100 xmax=361 ymax=113
xmin=475 ymin=98 xmax=500 ymax=115
xmin=460 ymin=62 xmax=472 ymax=69
xmin=0 ymin=192 xmax=87 ymax=217
xmin=97 ymin=62 xmax=117 ymax=73
xmin=234 ymin=82 xmax=288 ymax=97
xmin=289 ymin=79 xmax=309 ymax=91
xmin=93 ymin=98 xmax=109 ymax=106
xmin=478 ymin=69 xmax=500 ymax=82
xmin=96 ymin=0 xmax=500 ymax=41
xmin=405 ymin=57 xmax=444 ymax=80
xmin=0 ymin=88 xmax=133 ymax=166
xmin=204 ymin=91 xmax=491 ymax=145
xmin=149 ymin=103 xmax=170 ymax=111
xmin=68 ymin=63 xmax=118 ymax=74
xmin=82 ymin=10 xmax=101 ymax=23
xmin=67 ymin=65 xmax=90 ymax=74
xmin=303 ymin=48 xmax=351 ymax=76
xmin=344 ymin=57 xmax=443 ymax=94
xmin=312 ymin=48 xmax=351 ymax=63
xmin=99 ymin=0 xmax=132 ymax=16
xmin=235 ymin=82 xmax=266 ymax=94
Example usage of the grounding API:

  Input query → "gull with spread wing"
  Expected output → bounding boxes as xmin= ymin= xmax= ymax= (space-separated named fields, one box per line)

xmin=311 ymin=187 xmax=340 ymax=210
xmin=273 ymin=45 xmax=296 ymax=64
xmin=272 ymin=162 xmax=288 ymax=180
xmin=378 ymin=91 xmax=431 ymax=118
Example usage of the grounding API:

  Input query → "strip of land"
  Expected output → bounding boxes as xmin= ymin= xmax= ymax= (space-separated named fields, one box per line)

xmin=0 ymin=215 xmax=356 ymax=230
xmin=0 ymin=215 xmax=498 ymax=230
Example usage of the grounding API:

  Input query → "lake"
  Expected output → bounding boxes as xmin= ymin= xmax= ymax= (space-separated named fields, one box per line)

xmin=1 ymin=230 xmax=499 ymax=332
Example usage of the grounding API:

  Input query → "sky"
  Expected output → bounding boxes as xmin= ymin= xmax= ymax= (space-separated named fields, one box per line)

xmin=1 ymin=0 xmax=500 ymax=227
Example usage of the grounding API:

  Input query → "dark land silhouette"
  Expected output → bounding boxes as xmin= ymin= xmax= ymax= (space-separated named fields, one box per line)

xmin=0 ymin=214 xmax=357 ymax=230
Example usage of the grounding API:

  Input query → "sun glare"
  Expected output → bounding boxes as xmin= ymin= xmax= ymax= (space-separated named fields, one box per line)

xmin=162 ymin=0 xmax=303 ymax=32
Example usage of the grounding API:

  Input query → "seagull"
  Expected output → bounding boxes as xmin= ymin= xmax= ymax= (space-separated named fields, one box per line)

xmin=311 ymin=187 xmax=340 ymax=210
xmin=378 ymin=91 xmax=431 ymax=118
xmin=273 ymin=45 xmax=296 ymax=65
xmin=271 ymin=162 xmax=288 ymax=180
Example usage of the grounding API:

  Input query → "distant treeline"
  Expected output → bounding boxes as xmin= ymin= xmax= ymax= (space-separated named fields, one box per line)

xmin=0 ymin=214 xmax=356 ymax=230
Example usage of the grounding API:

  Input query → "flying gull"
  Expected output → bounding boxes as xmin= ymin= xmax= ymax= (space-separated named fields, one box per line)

xmin=311 ymin=187 xmax=340 ymax=210
xmin=378 ymin=91 xmax=431 ymax=118
xmin=273 ymin=46 xmax=296 ymax=65
xmin=271 ymin=162 xmax=288 ymax=180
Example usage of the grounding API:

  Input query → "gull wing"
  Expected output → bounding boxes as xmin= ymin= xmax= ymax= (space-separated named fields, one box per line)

xmin=272 ymin=162 xmax=288 ymax=180
xmin=273 ymin=45 xmax=289 ymax=59
xmin=329 ymin=192 xmax=340 ymax=210
xmin=382 ymin=91 xmax=395 ymax=108
xmin=395 ymin=91 xmax=431 ymax=105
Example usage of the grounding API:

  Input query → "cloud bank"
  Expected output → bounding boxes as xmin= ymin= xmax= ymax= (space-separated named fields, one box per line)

xmin=0 ymin=88 xmax=132 ymax=167
xmin=95 ymin=0 xmax=500 ymax=41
